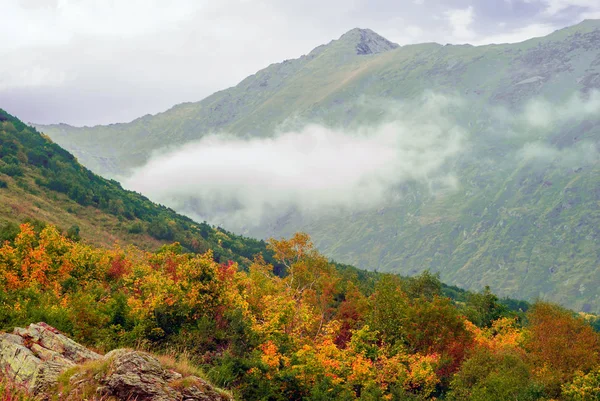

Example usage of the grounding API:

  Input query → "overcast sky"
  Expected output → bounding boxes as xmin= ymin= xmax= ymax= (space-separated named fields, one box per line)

xmin=1 ymin=0 xmax=599 ymax=126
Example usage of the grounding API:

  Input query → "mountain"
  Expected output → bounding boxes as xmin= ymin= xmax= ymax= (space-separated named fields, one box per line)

xmin=0 ymin=108 xmax=272 ymax=267
xmin=0 ymin=107 xmax=483 ymax=302
xmin=36 ymin=21 xmax=600 ymax=312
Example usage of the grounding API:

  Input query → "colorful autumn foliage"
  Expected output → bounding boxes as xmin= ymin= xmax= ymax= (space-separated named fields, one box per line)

xmin=1 ymin=224 xmax=599 ymax=400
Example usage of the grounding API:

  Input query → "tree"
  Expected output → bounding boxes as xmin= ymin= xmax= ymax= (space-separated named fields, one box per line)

xmin=527 ymin=302 xmax=600 ymax=396
xmin=448 ymin=347 xmax=542 ymax=401
xmin=562 ymin=368 xmax=600 ymax=401
xmin=465 ymin=286 xmax=508 ymax=328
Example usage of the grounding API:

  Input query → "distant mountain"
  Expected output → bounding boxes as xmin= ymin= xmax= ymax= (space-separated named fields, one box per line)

xmin=36 ymin=21 xmax=600 ymax=312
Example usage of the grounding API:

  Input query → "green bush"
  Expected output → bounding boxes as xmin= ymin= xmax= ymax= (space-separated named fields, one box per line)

xmin=447 ymin=348 xmax=544 ymax=401
xmin=0 ymin=164 xmax=23 ymax=177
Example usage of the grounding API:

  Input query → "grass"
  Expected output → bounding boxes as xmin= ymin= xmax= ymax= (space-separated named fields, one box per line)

xmin=155 ymin=351 xmax=206 ymax=379
xmin=0 ymin=380 xmax=34 ymax=401
xmin=53 ymin=358 xmax=114 ymax=401
xmin=0 ymin=172 xmax=164 ymax=252
xmin=155 ymin=351 xmax=234 ymax=399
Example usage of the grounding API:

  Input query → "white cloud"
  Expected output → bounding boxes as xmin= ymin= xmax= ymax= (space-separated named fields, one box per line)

xmin=0 ymin=0 xmax=203 ymax=48
xmin=0 ymin=66 xmax=67 ymax=90
xmin=523 ymin=91 xmax=600 ymax=128
xmin=513 ymin=90 xmax=600 ymax=167
xmin=518 ymin=141 xmax=599 ymax=166
xmin=444 ymin=6 xmax=475 ymax=40
xmin=124 ymin=94 xmax=466 ymax=228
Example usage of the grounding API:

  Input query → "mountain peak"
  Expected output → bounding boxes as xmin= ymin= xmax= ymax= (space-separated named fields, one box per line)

xmin=337 ymin=28 xmax=399 ymax=55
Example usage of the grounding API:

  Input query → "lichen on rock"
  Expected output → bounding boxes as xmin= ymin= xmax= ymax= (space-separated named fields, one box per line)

xmin=1 ymin=323 xmax=232 ymax=401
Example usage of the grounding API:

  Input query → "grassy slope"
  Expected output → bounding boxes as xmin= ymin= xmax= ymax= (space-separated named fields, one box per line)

xmin=35 ymin=21 xmax=600 ymax=311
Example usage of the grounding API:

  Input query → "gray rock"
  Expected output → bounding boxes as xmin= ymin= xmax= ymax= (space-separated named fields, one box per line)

xmin=95 ymin=349 xmax=230 ymax=401
xmin=1 ymin=323 xmax=231 ymax=401
xmin=1 ymin=323 xmax=100 ymax=395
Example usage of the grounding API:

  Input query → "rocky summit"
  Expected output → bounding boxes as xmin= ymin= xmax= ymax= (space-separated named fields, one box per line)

xmin=0 ymin=322 xmax=231 ymax=401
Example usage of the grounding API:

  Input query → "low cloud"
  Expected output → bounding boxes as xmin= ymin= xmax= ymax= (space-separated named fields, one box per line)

xmin=515 ymin=91 xmax=600 ymax=167
xmin=518 ymin=141 xmax=599 ymax=166
xmin=124 ymin=91 xmax=600 ymax=231
xmin=125 ymin=94 xmax=466 ymax=228
xmin=522 ymin=91 xmax=600 ymax=129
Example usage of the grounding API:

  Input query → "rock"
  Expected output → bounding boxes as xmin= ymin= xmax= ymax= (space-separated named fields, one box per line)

xmin=0 ymin=323 xmax=100 ymax=395
xmin=1 ymin=323 xmax=232 ymax=401
xmin=30 ymin=360 xmax=69 ymax=395
xmin=85 ymin=349 xmax=231 ymax=401
xmin=100 ymin=349 xmax=181 ymax=401
xmin=0 ymin=333 xmax=42 ymax=385
xmin=15 ymin=322 xmax=101 ymax=364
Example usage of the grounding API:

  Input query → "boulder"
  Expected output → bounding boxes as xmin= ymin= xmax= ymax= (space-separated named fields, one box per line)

xmin=1 ymin=323 xmax=231 ymax=401
xmin=0 ymin=322 xmax=101 ymax=394
xmin=67 ymin=348 xmax=231 ymax=401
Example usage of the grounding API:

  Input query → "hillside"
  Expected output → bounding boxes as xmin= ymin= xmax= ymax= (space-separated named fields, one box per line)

xmin=36 ymin=20 xmax=600 ymax=312
xmin=0 ymin=108 xmax=271 ymax=267
xmin=2 ymin=110 xmax=600 ymax=400
xmin=1 ymin=216 xmax=598 ymax=401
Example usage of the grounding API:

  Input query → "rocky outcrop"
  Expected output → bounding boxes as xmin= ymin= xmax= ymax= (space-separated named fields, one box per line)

xmin=339 ymin=28 xmax=400 ymax=55
xmin=1 ymin=323 xmax=231 ymax=401
xmin=0 ymin=322 xmax=101 ymax=394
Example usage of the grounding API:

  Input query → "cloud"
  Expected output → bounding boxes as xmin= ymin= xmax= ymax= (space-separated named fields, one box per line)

xmin=444 ymin=6 xmax=476 ymax=40
xmin=119 ymin=90 xmax=600 ymax=232
xmin=0 ymin=66 xmax=67 ymax=90
xmin=469 ymin=23 xmax=557 ymax=45
xmin=124 ymin=94 xmax=466 ymax=228
xmin=537 ymin=0 xmax=600 ymax=16
xmin=518 ymin=141 xmax=599 ymax=166
xmin=514 ymin=90 xmax=600 ymax=167
xmin=522 ymin=91 xmax=600 ymax=129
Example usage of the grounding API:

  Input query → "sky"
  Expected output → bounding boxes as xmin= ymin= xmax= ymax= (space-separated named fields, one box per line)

xmin=1 ymin=0 xmax=599 ymax=126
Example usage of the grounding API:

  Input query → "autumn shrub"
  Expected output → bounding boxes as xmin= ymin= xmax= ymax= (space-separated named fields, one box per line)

xmin=562 ymin=368 xmax=600 ymax=401
xmin=526 ymin=302 xmax=600 ymax=397
xmin=447 ymin=347 xmax=543 ymax=401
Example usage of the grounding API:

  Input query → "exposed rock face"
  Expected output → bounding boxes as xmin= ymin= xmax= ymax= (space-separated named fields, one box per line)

xmin=0 ymin=322 xmax=101 ymax=394
xmin=1 ymin=323 xmax=231 ymax=401
xmin=340 ymin=28 xmax=400 ymax=55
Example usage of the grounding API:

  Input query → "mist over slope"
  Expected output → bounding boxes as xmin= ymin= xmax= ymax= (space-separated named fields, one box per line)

xmin=37 ymin=21 xmax=600 ymax=312
xmin=124 ymin=93 xmax=465 ymax=228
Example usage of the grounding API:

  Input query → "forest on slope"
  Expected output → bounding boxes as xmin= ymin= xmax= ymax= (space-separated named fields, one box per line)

xmin=1 ymin=223 xmax=600 ymax=401
xmin=0 ymin=108 xmax=272 ymax=268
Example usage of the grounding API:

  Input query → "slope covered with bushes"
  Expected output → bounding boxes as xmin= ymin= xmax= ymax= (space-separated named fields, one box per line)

xmin=1 ymin=224 xmax=599 ymax=400
xmin=0 ymin=108 xmax=270 ymax=267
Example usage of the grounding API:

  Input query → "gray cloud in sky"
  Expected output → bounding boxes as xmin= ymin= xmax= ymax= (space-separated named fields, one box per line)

xmin=1 ymin=0 xmax=599 ymax=126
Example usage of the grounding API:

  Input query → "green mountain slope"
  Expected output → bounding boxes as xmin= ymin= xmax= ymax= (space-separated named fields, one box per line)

xmin=0 ymin=109 xmax=272 ymax=267
xmin=36 ymin=21 xmax=600 ymax=312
